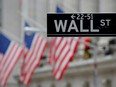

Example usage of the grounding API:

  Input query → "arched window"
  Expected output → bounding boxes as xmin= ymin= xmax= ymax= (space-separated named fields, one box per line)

xmin=103 ymin=79 xmax=112 ymax=87
xmin=51 ymin=83 xmax=55 ymax=87
xmin=38 ymin=84 xmax=41 ymax=87
xmin=66 ymin=82 xmax=71 ymax=87
xmin=83 ymin=81 xmax=90 ymax=87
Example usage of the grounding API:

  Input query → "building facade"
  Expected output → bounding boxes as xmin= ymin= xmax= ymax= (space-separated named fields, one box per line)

xmin=0 ymin=0 xmax=116 ymax=87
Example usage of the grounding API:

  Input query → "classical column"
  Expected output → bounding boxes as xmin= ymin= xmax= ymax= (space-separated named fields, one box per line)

xmin=80 ymin=0 xmax=99 ymax=12
xmin=35 ymin=0 xmax=48 ymax=27
xmin=99 ymin=0 xmax=116 ymax=12
xmin=63 ymin=0 xmax=80 ymax=12
xmin=99 ymin=0 xmax=116 ymax=50
xmin=48 ymin=0 xmax=57 ymax=12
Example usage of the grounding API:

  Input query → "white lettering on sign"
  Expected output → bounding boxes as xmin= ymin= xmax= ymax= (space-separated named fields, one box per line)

xmin=54 ymin=20 xmax=99 ymax=32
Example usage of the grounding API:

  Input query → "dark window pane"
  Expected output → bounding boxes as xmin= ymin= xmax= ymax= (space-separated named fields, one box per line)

xmin=66 ymin=82 xmax=71 ymax=87
xmin=83 ymin=81 xmax=90 ymax=87
xmin=51 ymin=83 xmax=55 ymax=87
xmin=103 ymin=79 xmax=112 ymax=87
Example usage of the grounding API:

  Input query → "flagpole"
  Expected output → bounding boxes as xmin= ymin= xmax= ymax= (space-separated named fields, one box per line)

xmin=93 ymin=45 xmax=98 ymax=87
xmin=78 ymin=39 xmax=98 ymax=87
xmin=20 ymin=13 xmax=47 ymax=33
xmin=78 ymin=38 xmax=98 ymax=87
xmin=21 ymin=0 xmax=28 ymax=87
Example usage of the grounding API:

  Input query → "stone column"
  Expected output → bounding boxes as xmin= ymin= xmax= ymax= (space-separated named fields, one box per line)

xmin=99 ymin=0 xmax=116 ymax=12
xmin=2 ymin=0 xmax=21 ymax=41
xmin=99 ymin=0 xmax=116 ymax=47
xmin=63 ymin=0 xmax=80 ymax=12
xmin=35 ymin=0 xmax=48 ymax=27
xmin=80 ymin=0 xmax=99 ymax=12
xmin=48 ymin=0 xmax=57 ymax=12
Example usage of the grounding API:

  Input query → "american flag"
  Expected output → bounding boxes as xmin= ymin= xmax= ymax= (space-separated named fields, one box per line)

xmin=49 ymin=37 xmax=80 ymax=80
xmin=0 ymin=53 xmax=3 ymax=63
xmin=67 ymin=37 xmax=81 ymax=54
xmin=21 ymin=22 xmax=47 ymax=85
xmin=48 ymin=5 xmax=80 ymax=80
xmin=56 ymin=5 xmax=64 ymax=13
xmin=0 ymin=33 xmax=23 ymax=87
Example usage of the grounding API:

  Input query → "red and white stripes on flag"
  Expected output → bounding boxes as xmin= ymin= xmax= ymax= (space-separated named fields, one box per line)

xmin=0 ymin=42 xmax=23 ymax=87
xmin=67 ymin=37 xmax=81 ymax=57
xmin=49 ymin=37 xmax=80 ymax=80
xmin=21 ymin=34 xmax=47 ymax=85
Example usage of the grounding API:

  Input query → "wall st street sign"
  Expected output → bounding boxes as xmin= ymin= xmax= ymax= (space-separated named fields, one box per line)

xmin=47 ymin=13 xmax=116 ymax=37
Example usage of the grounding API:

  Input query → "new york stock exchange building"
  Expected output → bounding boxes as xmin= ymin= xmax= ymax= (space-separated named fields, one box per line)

xmin=0 ymin=0 xmax=116 ymax=87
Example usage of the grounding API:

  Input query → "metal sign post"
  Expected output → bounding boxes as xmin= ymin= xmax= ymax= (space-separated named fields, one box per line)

xmin=93 ymin=45 xmax=98 ymax=87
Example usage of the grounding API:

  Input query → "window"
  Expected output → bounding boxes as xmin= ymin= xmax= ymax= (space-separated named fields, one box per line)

xmin=39 ymin=55 xmax=47 ymax=68
xmin=0 ymin=0 xmax=1 ymax=26
xmin=51 ymin=83 xmax=55 ymax=87
xmin=66 ymin=82 xmax=71 ymax=87
xmin=103 ymin=79 xmax=112 ymax=87
xmin=83 ymin=81 xmax=90 ymax=87
xmin=38 ymin=84 xmax=41 ymax=87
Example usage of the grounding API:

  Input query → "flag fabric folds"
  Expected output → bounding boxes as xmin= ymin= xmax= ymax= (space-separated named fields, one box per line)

xmin=49 ymin=37 xmax=80 ymax=80
xmin=48 ymin=5 xmax=80 ymax=80
xmin=21 ymin=22 xmax=47 ymax=85
xmin=0 ymin=33 xmax=23 ymax=87
xmin=56 ymin=5 xmax=64 ymax=13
